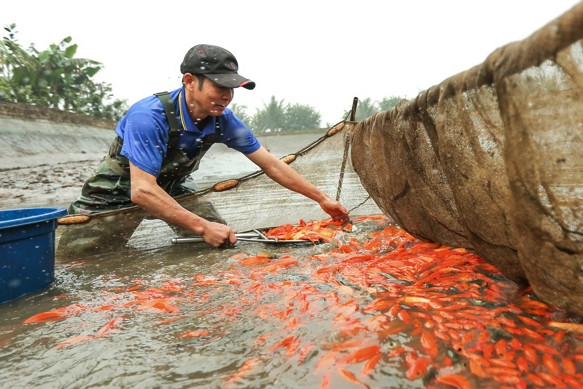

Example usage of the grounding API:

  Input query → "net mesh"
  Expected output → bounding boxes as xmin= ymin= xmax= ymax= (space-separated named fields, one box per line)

xmin=351 ymin=2 xmax=583 ymax=315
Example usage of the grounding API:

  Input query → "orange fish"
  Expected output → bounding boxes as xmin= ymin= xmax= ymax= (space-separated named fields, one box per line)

xmin=338 ymin=368 xmax=368 ymax=389
xmin=548 ymin=321 xmax=583 ymax=334
xmin=95 ymin=316 xmax=124 ymax=337
xmin=23 ymin=303 xmax=85 ymax=324
xmin=297 ymin=343 xmax=315 ymax=365
xmin=255 ymin=258 xmax=298 ymax=273
xmin=55 ymin=335 xmax=94 ymax=348
xmin=537 ymin=371 xmax=567 ymax=389
xmin=338 ymin=345 xmax=381 ymax=364
xmin=23 ymin=311 xmax=66 ymax=324
xmin=315 ymin=350 xmax=338 ymax=372
xmin=405 ymin=352 xmax=430 ymax=380
xmin=268 ymin=335 xmax=297 ymax=353
xmin=360 ymin=352 xmax=382 ymax=376
xmin=180 ymin=329 xmax=210 ymax=338
xmin=420 ymin=330 xmax=439 ymax=358
xmin=136 ymin=298 xmax=180 ymax=313
xmin=237 ymin=256 xmax=271 ymax=266
xmin=434 ymin=373 xmax=472 ymax=389
xmin=320 ymin=371 xmax=331 ymax=389
xmin=223 ymin=357 xmax=262 ymax=388
xmin=542 ymin=354 xmax=561 ymax=376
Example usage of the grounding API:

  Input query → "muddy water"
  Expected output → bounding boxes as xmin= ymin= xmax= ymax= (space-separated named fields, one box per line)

xmin=0 ymin=218 xmax=402 ymax=388
xmin=4 ymin=213 xmax=583 ymax=389
xmin=3 ymin=130 xmax=583 ymax=389
xmin=0 ymin=131 xmax=393 ymax=388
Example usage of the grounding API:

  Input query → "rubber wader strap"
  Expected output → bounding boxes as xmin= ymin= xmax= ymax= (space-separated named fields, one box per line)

xmin=155 ymin=92 xmax=181 ymax=139
xmin=154 ymin=90 xmax=221 ymax=148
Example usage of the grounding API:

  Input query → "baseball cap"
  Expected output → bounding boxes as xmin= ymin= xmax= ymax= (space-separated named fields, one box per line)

xmin=180 ymin=44 xmax=256 ymax=90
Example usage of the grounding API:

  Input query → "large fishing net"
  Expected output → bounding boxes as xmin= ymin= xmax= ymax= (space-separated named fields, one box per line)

xmin=351 ymin=3 xmax=583 ymax=315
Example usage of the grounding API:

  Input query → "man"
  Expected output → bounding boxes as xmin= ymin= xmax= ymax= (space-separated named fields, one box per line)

xmin=69 ymin=44 xmax=349 ymax=247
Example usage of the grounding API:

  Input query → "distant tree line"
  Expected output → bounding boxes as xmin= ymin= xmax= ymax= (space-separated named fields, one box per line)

xmin=0 ymin=24 xmax=406 ymax=131
xmin=231 ymin=94 xmax=406 ymax=134
xmin=344 ymin=97 xmax=405 ymax=122
xmin=231 ymin=96 xmax=323 ymax=134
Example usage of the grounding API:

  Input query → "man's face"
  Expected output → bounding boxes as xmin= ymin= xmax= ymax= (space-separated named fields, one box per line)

xmin=184 ymin=74 xmax=234 ymax=120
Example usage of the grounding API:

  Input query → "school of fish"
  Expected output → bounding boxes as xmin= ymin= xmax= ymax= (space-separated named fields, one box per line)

xmin=17 ymin=215 xmax=583 ymax=388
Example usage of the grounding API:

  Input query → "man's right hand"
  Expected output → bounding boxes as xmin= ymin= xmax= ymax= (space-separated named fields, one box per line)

xmin=129 ymin=163 xmax=238 ymax=247
xmin=201 ymin=221 xmax=237 ymax=247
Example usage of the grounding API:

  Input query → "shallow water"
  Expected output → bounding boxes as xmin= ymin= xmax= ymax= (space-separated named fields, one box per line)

xmin=1 ymin=219 xmax=403 ymax=389
xmin=3 ymin=132 xmax=583 ymax=388
xmin=192 ymin=132 xmax=324 ymax=189
xmin=4 ymin=215 xmax=583 ymax=388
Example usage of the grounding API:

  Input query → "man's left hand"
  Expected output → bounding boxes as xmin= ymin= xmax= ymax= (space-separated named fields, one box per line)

xmin=319 ymin=197 xmax=349 ymax=223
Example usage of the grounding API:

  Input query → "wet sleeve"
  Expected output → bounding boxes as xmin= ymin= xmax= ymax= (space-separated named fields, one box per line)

xmin=118 ymin=110 xmax=168 ymax=177
xmin=220 ymin=111 xmax=261 ymax=155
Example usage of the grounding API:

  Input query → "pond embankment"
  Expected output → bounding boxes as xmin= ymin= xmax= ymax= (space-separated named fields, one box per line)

xmin=0 ymin=102 xmax=115 ymax=209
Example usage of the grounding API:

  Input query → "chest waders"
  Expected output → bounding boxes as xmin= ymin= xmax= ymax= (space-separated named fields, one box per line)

xmin=67 ymin=92 xmax=226 ymax=246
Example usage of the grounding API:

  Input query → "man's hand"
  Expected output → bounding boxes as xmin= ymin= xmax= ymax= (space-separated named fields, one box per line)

xmin=246 ymin=147 xmax=350 ymax=223
xmin=319 ymin=196 xmax=350 ymax=223
xmin=201 ymin=221 xmax=237 ymax=247
xmin=129 ymin=163 xmax=237 ymax=246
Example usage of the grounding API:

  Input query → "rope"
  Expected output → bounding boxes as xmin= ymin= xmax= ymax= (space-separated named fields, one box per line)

xmin=347 ymin=195 xmax=371 ymax=213
xmin=336 ymin=134 xmax=351 ymax=202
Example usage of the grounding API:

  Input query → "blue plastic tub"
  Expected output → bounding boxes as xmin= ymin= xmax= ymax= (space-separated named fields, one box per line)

xmin=0 ymin=207 xmax=67 ymax=304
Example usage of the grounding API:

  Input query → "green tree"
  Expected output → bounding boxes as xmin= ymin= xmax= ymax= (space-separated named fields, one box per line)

xmin=230 ymin=103 xmax=250 ymax=126
xmin=0 ymin=24 xmax=127 ymax=120
xmin=378 ymin=96 xmax=405 ymax=111
xmin=349 ymin=97 xmax=378 ymax=122
xmin=283 ymin=103 xmax=321 ymax=130
xmin=251 ymin=95 xmax=286 ymax=132
xmin=343 ymin=95 xmax=407 ymax=122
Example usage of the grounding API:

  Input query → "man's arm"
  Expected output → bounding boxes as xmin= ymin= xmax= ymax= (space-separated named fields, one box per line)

xmin=246 ymin=146 xmax=349 ymax=222
xmin=129 ymin=162 xmax=236 ymax=247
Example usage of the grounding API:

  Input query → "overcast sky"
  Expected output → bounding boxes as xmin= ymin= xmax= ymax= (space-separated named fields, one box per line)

xmin=2 ymin=0 xmax=580 ymax=125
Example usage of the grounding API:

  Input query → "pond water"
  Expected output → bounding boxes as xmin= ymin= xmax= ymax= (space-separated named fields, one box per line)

xmin=2 ymin=132 xmax=583 ymax=389
xmin=192 ymin=131 xmax=325 ymax=189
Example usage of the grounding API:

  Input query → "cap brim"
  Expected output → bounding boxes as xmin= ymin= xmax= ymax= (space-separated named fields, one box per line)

xmin=204 ymin=74 xmax=256 ymax=90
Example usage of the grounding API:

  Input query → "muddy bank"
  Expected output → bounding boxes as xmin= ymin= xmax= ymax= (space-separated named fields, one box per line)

xmin=0 ymin=102 xmax=114 ymax=209
xmin=0 ymin=102 xmax=327 ymax=210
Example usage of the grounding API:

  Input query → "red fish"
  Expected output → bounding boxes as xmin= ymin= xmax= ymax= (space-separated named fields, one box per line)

xmin=420 ymin=330 xmax=439 ymax=358
xmin=136 ymin=298 xmax=180 ymax=313
xmin=405 ymin=352 xmax=430 ymax=380
xmin=95 ymin=316 xmax=124 ymax=337
xmin=338 ymin=368 xmax=368 ymax=388
xmin=434 ymin=373 xmax=472 ymax=389
xmin=180 ymin=329 xmax=209 ymax=338
xmin=23 ymin=311 xmax=66 ymax=324
xmin=338 ymin=345 xmax=381 ymax=364
xmin=238 ymin=256 xmax=271 ymax=266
